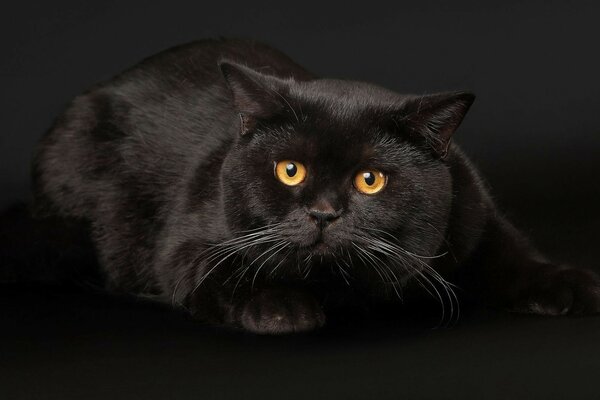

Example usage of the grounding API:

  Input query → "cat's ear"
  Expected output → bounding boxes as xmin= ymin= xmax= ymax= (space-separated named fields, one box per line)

xmin=399 ymin=91 xmax=475 ymax=158
xmin=219 ymin=60 xmax=285 ymax=135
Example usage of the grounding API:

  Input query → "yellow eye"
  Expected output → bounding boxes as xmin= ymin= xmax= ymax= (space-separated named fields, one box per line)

xmin=274 ymin=160 xmax=307 ymax=186
xmin=354 ymin=170 xmax=387 ymax=195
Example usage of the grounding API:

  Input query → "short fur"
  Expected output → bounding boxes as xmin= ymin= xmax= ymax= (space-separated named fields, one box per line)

xmin=31 ymin=38 xmax=600 ymax=334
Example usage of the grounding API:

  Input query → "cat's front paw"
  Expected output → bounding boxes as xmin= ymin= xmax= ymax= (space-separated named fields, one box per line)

xmin=514 ymin=267 xmax=600 ymax=316
xmin=239 ymin=288 xmax=325 ymax=334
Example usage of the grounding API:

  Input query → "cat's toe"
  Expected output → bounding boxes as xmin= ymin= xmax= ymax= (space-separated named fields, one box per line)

xmin=239 ymin=288 xmax=325 ymax=334
xmin=560 ymin=268 xmax=600 ymax=315
xmin=516 ymin=267 xmax=600 ymax=316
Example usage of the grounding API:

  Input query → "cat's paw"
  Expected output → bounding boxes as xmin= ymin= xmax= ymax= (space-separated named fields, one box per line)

xmin=514 ymin=267 xmax=600 ymax=316
xmin=239 ymin=288 xmax=326 ymax=334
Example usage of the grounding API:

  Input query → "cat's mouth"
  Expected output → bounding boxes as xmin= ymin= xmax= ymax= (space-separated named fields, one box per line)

xmin=291 ymin=226 xmax=338 ymax=256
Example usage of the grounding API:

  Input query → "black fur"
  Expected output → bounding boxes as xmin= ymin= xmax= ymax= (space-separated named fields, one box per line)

xmin=28 ymin=38 xmax=600 ymax=334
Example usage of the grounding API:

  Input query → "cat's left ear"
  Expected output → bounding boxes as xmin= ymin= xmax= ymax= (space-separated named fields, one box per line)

xmin=399 ymin=91 xmax=475 ymax=158
xmin=219 ymin=60 xmax=286 ymax=135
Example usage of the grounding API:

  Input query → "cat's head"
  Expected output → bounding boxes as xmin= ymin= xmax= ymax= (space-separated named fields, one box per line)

xmin=217 ymin=61 xmax=474 ymax=282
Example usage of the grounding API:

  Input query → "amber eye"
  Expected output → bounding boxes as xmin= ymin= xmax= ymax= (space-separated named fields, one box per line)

xmin=274 ymin=160 xmax=307 ymax=186
xmin=354 ymin=170 xmax=387 ymax=195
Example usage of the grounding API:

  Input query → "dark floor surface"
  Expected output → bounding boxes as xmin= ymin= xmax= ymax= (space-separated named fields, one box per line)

xmin=2 ymin=281 xmax=600 ymax=400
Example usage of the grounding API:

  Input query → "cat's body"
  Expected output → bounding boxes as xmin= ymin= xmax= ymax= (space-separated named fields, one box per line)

xmin=32 ymin=38 xmax=600 ymax=333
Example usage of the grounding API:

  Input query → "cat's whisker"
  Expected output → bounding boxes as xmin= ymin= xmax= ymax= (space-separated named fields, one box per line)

xmin=250 ymin=241 xmax=289 ymax=290
xmin=425 ymin=221 xmax=459 ymax=263
xmin=340 ymin=257 xmax=354 ymax=280
xmin=352 ymin=242 xmax=388 ymax=286
xmin=268 ymin=248 xmax=293 ymax=279
xmin=299 ymin=252 xmax=313 ymax=278
xmin=171 ymin=265 xmax=195 ymax=306
xmin=231 ymin=265 xmax=252 ymax=300
xmin=302 ymin=265 xmax=313 ymax=280
xmin=201 ymin=238 xmax=275 ymax=267
xmin=187 ymin=231 xmax=279 ymax=277
xmin=418 ymin=261 xmax=460 ymax=326
xmin=199 ymin=230 xmax=287 ymax=296
xmin=243 ymin=240 xmax=286 ymax=269
xmin=209 ymin=232 xmax=282 ymax=248
xmin=300 ymin=253 xmax=311 ymax=274
xmin=390 ymin=243 xmax=459 ymax=326
xmin=188 ymin=225 xmax=285 ymax=297
xmin=222 ymin=259 xmax=248 ymax=286
xmin=363 ymin=247 xmax=395 ymax=283
xmin=357 ymin=231 xmax=456 ymax=327
xmin=362 ymin=238 xmax=411 ymax=299
xmin=335 ymin=259 xmax=351 ymax=286
xmin=301 ymin=254 xmax=314 ymax=280
xmin=360 ymin=226 xmax=448 ymax=259
xmin=195 ymin=226 xmax=282 ymax=249
xmin=225 ymin=237 xmax=285 ymax=293
xmin=399 ymin=249 xmax=459 ymax=327
xmin=366 ymin=246 xmax=404 ymax=301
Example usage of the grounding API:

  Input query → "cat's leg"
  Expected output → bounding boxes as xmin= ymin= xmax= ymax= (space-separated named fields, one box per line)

xmin=187 ymin=279 xmax=326 ymax=334
xmin=169 ymin=254 xmax=324 ymax=333
xmin=160 ymin=233 xmax=325 ymax=334
xmin=462 ymin=216 xmax=600 ymax=315
xmin=231 ymin=286 xmax=326 ymax=334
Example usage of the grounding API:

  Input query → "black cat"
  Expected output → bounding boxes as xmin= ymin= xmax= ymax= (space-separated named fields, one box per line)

xmin=30 ymin=38 xmax=600 ymax=334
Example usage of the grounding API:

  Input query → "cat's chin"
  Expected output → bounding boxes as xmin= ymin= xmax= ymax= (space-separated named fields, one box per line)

xmin=296 ymin=240 xmax=337 ymax=258
xmin=310 ymin=242 xmax=332 ymax=255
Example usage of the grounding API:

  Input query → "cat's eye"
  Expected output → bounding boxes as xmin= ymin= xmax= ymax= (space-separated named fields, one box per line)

xmin=274 ymin=160 xmax=307 ymax=186
xmin=354 ymin=170 xmax=387 ymax=195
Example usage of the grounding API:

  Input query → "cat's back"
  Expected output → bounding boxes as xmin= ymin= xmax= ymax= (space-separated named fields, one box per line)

xmin=33 ymin=38 xmax=313 ymax=218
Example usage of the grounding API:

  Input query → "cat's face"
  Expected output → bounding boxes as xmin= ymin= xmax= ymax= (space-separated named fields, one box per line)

xmin=219 ymin=62 xmax=473 ymax=281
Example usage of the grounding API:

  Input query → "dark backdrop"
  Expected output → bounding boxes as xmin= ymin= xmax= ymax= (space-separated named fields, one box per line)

xmin=1 ymin=1 xmax=599 ymax=399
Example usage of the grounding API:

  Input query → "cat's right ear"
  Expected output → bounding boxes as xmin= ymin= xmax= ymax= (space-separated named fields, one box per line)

xmin=397 ymin=91 xmax=475 ymax=159
xmin=219 ymin=60 xmax=285 ymax=135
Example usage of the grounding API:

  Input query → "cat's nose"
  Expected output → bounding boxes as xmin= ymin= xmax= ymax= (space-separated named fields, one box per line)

xmin=308 ymin=210 xmax=340 ymax=229
xmin=308 ymin=201 xmax=341 ymax=229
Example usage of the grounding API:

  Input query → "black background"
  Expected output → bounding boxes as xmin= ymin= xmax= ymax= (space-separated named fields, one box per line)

xmin=1 ymin=1 xmax=599 ymax=399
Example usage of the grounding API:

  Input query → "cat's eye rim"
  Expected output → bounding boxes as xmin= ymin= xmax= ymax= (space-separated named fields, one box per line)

xmin=353 ymin=170 xmax=387 ymax=195
xmin=274 ymin=160 xmax=307 ymax=186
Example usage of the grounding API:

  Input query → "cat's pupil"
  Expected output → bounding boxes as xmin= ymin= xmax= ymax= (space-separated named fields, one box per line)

xmin=363 ymin=172 xmax=375 ymax=186
xmin=286 ymin=163 xmax=297 ymax=177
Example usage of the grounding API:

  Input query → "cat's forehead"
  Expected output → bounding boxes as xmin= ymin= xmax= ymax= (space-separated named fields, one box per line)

xmin=283 ymin=80 xmax=406 ymax=148
xmin=258 ymin=79 xmax=416 ymax=168
xmin=291 ymin=78 xmax=409 ymax=116
xmin=265 ymin=115 xmax=401 ymax=172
